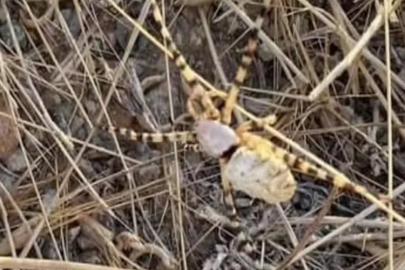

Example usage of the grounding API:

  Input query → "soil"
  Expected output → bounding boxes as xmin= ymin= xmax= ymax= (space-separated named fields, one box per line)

xmin=1 ymin=1 xmax=405 ymax=270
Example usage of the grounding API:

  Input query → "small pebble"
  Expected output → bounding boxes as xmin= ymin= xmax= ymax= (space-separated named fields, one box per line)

xmin=0 ymin=169 xmax=16 ymax=192
xmin=4 ymin=148 xmax=27 ymax=172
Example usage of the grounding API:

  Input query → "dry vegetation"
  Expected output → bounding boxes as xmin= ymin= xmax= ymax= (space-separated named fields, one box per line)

xmin=1 ymin=0 xmax=405 ymax=269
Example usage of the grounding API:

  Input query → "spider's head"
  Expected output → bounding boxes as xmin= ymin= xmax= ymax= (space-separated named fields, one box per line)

xmin=194 ymin=120 xmax=239 ymax=158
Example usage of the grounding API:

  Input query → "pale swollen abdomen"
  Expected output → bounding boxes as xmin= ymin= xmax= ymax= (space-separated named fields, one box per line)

xmin=224 ymin=147 xmax=297 ymax=204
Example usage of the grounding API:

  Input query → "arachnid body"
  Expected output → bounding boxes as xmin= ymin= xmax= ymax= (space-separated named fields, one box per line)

xmin=194 ymin=119 xmax=297 ymax=205
xmin=104 ymin=0 xmax=405 ymax=268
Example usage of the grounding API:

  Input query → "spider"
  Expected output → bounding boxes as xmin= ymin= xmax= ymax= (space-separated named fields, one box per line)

xmin=104 ymin=0 xmax=274 ymax=259
xmin=109 ymin=0 xmax=275 ymax=224
xmin=105 ymin=0 xmax=405 ymax=258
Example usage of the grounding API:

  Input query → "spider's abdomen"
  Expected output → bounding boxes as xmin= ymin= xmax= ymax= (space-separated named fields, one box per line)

xmin=224 ymin=146 xmax=297 ymax=204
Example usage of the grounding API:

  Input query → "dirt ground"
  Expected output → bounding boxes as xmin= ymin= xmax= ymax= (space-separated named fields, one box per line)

xmin=1 ymin=0 xmax=405 ymax=269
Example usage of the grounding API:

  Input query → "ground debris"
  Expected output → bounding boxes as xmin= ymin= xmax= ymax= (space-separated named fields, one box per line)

xmin=0 ymin=97 xmax=18 ymax=161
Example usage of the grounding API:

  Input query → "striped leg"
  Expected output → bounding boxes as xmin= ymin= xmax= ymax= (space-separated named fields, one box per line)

xmin=236 ymin=114 xmax=278 ymax=135
xmin=150 ymin=0 xmax=220 ymax=121
xmin=221 ymin=0 xmax=271 ymax=125
xmin=102 ymin=125 xmax=197 ymax=143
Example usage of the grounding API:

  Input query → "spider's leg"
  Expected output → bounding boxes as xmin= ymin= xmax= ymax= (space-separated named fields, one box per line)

xmin=102 ymin=125 xmax=197 ymax=143
xmin=269 ymin=140 xmax=405 ymax=227
xmin=187 ymin=88 xmax=221 ymax=121
xmin=235 ymin=113 xmax=278 ymax=134
xmin=102 ymin=125 xmax=200 ymax=160
xmin=219 ymin=158 xmax=239 ymax=228
xmin=221 ymin=0 xmax=271 ymax=125
xmin=150 ymin=0 xmax=220 ymax=121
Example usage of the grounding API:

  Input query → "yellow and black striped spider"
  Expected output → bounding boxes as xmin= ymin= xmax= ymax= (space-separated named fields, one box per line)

xmin=104 ymin=0 xmax=405 ymax=255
